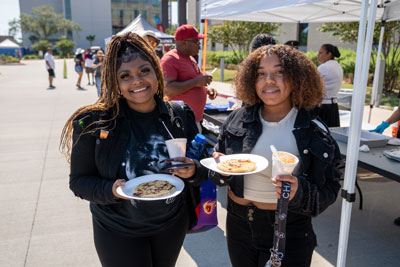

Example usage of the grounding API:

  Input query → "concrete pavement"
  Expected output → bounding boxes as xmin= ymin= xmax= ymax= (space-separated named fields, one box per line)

xmin=0 ymin=59 xmax=399 ymax=267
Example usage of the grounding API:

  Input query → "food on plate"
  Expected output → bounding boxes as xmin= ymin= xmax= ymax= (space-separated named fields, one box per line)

xmin=217 ymin=158 xmax=257 ymax=173
xmin=133 ymin=180 xmax=176 ymax=198
xmin=277 ymin=152 xmax=296 ymax=163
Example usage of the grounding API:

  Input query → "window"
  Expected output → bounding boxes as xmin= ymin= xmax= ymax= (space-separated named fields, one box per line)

xmin=298 ymin=23 xmax=308 ymax=52
xmin=120 ymin=10 xmax=124 ymax=26
xmin=64 ymin=0 xmax=72 ymax=20
xmin=211 ymin=42 xmax=216 ymax=51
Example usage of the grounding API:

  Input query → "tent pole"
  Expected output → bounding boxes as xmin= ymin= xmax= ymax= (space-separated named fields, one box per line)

xmin=198 ymin=20 xmax=204 ymax=70
xmin=201 ymin=19 xmax=209 ymax=74
xmin=337 ymin=1 xmax=378 ymax=266
xmin=368 ymin=21 xmax=385 ymax=122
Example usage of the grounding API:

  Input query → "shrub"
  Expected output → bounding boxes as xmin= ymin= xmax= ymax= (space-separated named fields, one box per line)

xmin=207 ymin=51 xmax=249 ymax=68
xmin=0 ymin=54 xmax=20 ymax=64
xmin=23 ymin=54 xmax=40 ymax=59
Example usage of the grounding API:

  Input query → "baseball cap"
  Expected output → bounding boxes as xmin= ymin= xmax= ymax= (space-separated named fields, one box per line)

xmin=175 ymin=25 xmax=205 ymax=41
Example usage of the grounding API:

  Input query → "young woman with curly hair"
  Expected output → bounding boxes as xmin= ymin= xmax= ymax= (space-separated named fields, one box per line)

xmin=60 ymin=32 xmax=207 ymax=267
xmin=210 ymin=45 xmax=342 ymax=267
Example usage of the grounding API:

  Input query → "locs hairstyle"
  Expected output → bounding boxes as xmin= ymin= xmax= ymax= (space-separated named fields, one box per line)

xmin=60 ymin=32 xmax=164 ymax=160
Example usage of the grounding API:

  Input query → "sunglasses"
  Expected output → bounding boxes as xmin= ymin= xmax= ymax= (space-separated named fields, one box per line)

xmin=185 ymin=39 xmax=201 ymax=45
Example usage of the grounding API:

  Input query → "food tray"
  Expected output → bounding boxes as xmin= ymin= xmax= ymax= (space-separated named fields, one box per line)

xmin=330 ymin=127 xmax=389 ymax=148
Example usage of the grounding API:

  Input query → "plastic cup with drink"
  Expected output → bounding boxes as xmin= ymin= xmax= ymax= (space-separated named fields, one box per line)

xmin=165 ymin=138 xmax=187 ymax=164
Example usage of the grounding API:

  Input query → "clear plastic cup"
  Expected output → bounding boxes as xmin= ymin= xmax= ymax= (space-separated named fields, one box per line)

xmin=165 ymin=138 xmax=187 ymax=164
xmin=272 ymin=151 xmax=299 ymax=177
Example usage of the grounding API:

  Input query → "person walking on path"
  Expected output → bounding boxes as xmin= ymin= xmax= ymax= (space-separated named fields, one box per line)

xmin=74 ymin=48 xmax=85 ymax=89
xmin=160 ymin=24 xmax=217 ymax=132
xmin=210 ymin=45 xmax=342 ymax=267
xmin=44 ymin=47 xmax=55 ymax=89
xmin=370 ymin=92 xmax=400 ymax=226
xmin=316 ymin=44 xmax=343 ymax=127
xmin=60 ymin=32 xmax=208 ymax=267
xmin=84 ymin=48 xmax=95 ymax=85
xmin=91 ymin=49 xmax=105 ymax=96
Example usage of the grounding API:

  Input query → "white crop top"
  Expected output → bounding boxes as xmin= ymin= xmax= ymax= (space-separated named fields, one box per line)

xmin=243 ymin=108 xmax=300 ymax=203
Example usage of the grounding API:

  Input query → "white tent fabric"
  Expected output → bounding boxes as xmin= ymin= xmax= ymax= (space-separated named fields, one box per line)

xmin=201 ymin=1 xmax=399 ymax=266
xmin=201 ymin=0 xmax=400 ymax=22
xmin=0 ymin=39 xmax=20 ymax=48
xmin=110 ymin=14 xmax=174 ymax=45
xmin=104 ymin=14 xmax=174 ymax=48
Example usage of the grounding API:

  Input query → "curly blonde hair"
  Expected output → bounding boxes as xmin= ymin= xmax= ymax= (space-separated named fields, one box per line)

xmin=60 ymin=32 xmax=165 ymax=160
xmin=234 ymin=44 xmax=324 ymax=109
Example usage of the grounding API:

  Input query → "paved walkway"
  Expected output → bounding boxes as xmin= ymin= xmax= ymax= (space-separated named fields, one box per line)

xmin=0 ymin=59 xmax=399 ymax=267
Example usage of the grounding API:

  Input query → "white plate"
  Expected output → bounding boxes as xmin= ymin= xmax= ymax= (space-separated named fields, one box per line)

xmin=116 ymin=174 xmax=185 ymax=201
xmin=383 ymin=149 xmax=400 ymax=162
xmin=200 ymin=154 xmax=269 ymax=175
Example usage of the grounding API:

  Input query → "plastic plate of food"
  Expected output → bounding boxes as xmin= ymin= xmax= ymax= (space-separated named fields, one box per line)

xmin=116 ymin=174 xmax=185 ymax=201
xmin=200 ymin=154 xmax=269 ymax=176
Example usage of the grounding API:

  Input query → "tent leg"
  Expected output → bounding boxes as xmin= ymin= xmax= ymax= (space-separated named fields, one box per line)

xmin=368 ymin=22 xmax=385 ymax=122
xmin=337 ymin=0 xmax=378 ymax=266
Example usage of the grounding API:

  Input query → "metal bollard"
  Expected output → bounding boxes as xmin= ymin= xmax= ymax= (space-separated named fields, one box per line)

xmin=220 ymin=57 xmax=224 ymax=82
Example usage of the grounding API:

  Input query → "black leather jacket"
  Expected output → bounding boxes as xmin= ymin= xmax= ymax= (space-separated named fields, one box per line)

xmin=211 ymin=104 xmax=342 ymax=217
xmin=69 ymin=97 xmax=208 ymax=230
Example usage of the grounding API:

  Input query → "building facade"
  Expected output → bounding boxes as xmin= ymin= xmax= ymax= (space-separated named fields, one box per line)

xmin=19 ymin=0 xmax=354 ymax=53
xmin=19 ymin=0 xmax=165 ymax=50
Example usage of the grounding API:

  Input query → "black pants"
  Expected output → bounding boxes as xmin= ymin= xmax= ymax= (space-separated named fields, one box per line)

xmin=226 ymin=198 xmax=317 ymax=267
xmin=316 ymin=103 xmax=340 ymax=128
xmin=92 ymin=211 xmax=189 ymax=267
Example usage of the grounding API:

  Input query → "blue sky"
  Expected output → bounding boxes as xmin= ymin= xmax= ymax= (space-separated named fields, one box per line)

xmin=0 ymin=0 xmax=20 ymax=39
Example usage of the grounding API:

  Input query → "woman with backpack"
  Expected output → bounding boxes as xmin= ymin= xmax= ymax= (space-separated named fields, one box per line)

xmin=60 ymin=32 xmax=208 ymax=267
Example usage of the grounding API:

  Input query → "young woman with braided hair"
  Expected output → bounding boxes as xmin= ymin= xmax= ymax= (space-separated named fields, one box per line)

xmin=60 ymin=32 xmax=207 ymax=267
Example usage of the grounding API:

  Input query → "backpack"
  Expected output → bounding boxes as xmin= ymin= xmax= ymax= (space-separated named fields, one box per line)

xmin=166 ymin=101 xmax=218 ymax=233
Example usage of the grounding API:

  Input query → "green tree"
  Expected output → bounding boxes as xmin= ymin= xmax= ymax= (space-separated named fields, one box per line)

xmin=28 ymin=35 xmax=39 ymax=44
xmin=318 ymin=21 xmax=400 ymax=92
xmin=165 ymin=25 xmax=177 ymax=36
xmin=32 ymin=40 xmax=51 ymax=55
xmin=20 ymin=5 xmax=81 ymax=42
xmin=8 ymin=18 xmax=21 ymax=42
xmin=55 ymin=36 xmax=76 ymax=57
xmin=208 ymin=21 xmax=281 ymax=63
xmin=86 ymin=35 xmax=96 ymax=47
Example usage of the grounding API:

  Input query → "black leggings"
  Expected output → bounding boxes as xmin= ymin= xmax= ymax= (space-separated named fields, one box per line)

xmin=92 ymin=212 xmax=189 ymax=267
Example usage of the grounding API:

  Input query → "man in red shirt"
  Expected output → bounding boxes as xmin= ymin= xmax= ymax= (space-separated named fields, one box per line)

xmin=161 ymin=24 xmax=217 ymax=130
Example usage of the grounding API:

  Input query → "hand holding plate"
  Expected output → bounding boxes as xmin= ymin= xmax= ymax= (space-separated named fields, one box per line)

xmin=112 ymin=179 xmax=131 ymax=200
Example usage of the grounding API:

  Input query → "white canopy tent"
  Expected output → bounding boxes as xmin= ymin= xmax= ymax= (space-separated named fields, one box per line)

xmin=201 ymin=0 xmax=400 ymax=22
xmin=201 ymin=1 xmax=400 ymax=266
xmin=104 ymin=14 xmax=174 ymax=47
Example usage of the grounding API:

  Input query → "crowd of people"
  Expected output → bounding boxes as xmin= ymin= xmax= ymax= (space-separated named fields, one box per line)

xmin=57 ymin=23 xmax=398 ymax=267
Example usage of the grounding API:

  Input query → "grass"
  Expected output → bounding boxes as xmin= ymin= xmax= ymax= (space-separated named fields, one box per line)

xmin=206 ymin=68 xmax=237 ymax=83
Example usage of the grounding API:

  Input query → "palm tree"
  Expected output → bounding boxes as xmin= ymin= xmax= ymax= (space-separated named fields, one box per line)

xmin=86 ymin=35 xmax=96 ymax=47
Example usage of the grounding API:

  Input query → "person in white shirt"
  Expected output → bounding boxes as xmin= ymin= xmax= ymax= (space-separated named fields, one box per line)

xmin=316 ymin=44 xmax=343 ymax=127
xmin=44 ymin=47 xmax=55 ymax=89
